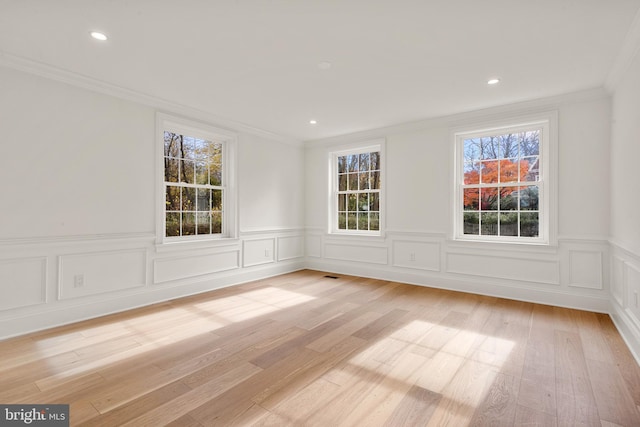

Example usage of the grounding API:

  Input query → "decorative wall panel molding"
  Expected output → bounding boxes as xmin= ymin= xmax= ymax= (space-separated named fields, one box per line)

xmin=611 ymin=255 xmax=625 ymax=306
xmin=59 ymin=249 xmax=147 ymax=299
xmin=392 ymin=240 xmax=440 ymax=272
xmin=568 ymin=250 xmax=603 ymax=289
xmin=243 ymin=238 xmax=276 ymax=267
xmin=324 ymin=243 xmax=388 ymax=265
xmin=277 ymin=235 xmax=304 ymax=261
xmin=446 ymin=252 xmax=560 ymax=285
xmin=0 ymin=257 xmax=47 ymax=311
xmin=154 ymin=250 xmax=239 ymax=284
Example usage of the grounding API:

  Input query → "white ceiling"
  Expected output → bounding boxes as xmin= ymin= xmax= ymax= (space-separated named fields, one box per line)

xmin=1 ymin=0 xmax=639 ymax=141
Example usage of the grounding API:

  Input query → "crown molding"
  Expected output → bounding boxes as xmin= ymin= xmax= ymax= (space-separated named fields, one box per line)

xmin=605 ymin=8 xmax=640 ymax=92
xmin=0 ymin=50 xmax=302 ymax=147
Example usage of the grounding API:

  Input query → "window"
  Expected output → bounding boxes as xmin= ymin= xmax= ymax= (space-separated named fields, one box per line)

xmin=330 ymin=141 xmax=384 ymax=235
xmin=454 ymin=114 xmax=555 ymax=244
xmin=157 ymin=114 xmax=237 ymax=243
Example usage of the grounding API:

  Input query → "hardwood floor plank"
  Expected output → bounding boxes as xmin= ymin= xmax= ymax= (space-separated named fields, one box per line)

xmin=383 ymin=384 xmax=442 ymax=427
xmin=586 ymin=357 xmax=640 ymax=426
xmin=469 ymin=373 xmax=519 ymax=427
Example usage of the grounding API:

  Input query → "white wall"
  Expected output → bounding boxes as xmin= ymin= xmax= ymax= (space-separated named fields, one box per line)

xmin=305 ymin=92 xmax=612 ymax=314
xmin=0 ymin=66 xmax=305 ymax=339
xmin=609 ymin=46 xmax=640 ymax=360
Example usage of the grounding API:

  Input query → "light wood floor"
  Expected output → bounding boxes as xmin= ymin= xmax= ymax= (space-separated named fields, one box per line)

xmin=1 ymin=270 xmax=640 ymax=426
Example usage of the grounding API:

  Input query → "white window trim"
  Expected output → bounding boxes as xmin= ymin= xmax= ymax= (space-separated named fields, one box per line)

xmin=451 ymin=111 xmax=558 ymax=246
xmin=327 ymin=139 xmax=386 ymax=237
xmin=155 ymin=112 xmax=238 ymax=247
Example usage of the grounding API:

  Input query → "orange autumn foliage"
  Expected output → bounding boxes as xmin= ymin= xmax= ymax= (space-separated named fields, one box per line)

xmin=464 ymin=160 xmax=530 ymax=209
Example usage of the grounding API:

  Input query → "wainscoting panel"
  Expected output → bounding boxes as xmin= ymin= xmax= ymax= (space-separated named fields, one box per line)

xmin=59 ymin=249 xmax=147 ymax=299
xmin=568 ymin=250 xmax=603 ymax=289
xmin=625 ymin=262 xmax=640 ymax=326
xmin=392 ymin=240 xmax=440 ymax=272
xmin=324 ymin=243 xmax=388 ymax=265
xmin=305 ymin=234 xmax=322 ymax=258
xmin=277 ymin=235 xmax=304 ymax=261
xmin=243 ymin=238 xmax=276 ymax=267
xmin=446 ymin=252 xmax=559 ymax=285
xmin=0 ymin=257 xmax=47 ymax=311
xmin=611 ymin=255 xmax=625 ymax=306
xmin=154 ymin=250 xmax=239 ymax=284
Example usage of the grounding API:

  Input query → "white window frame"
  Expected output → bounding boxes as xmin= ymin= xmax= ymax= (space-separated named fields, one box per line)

xmin=452 ymin=111 xmax=558 ymax=245
xmin=328 ymin=139 xmax=386 ymax=236
xmin=156 ymin=113 xmax=238 ymax=246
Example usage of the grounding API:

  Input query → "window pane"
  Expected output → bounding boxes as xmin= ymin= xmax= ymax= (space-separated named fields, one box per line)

xmin=357 ymin=213 xmax=368 ymax=230
xmin=195 ymin=139 xmax=211 ymax=160
xmin=182 ymin=136 xmax=196 ymax=160
xmin=369 ymin=212 xmax=380 ymax=231
xmin=338 ymin=156 xmax=347 ymax=174
xmin=464 ymin=138 xmax=481 ymax=161
xmin=480 ymin=188 xmax=499 ymax=210
xmin=359 ymin=173 xmax=370 ymax=190
xmin=481 ymin=212 xmax=498 ymax=236
xmin=182 ymin=212 xmax=196 ymax=236
xmin=347 ymin=212 xmax=357 ymax=230
xmin=338 ymin=194 xmax=346 ymax=211
xmin=359 ymin=153 xmax=370 ymax=171
xmin=347 ymin=155 xmax=358 ymax=172
xmin=499 ymin=187 xmax=518 ymax=210
xmin=520 ymin=212 xmax=539 ymax=237
xmin=196 ymin=189 xmax=210 ymax=211
xmin=211 ymin=211 xmax=222 ymax=234
xmin=520 ymin=131 xmax=540 ymax=156
xmin=499 ymin=159 xmax=519 ymax=183
xmin=369 ymin=193 xmax=379 ymax=211
xmin=196 ymin=212 xmax=210 ymax=234
xmin=164 ymin=132 xmax=181 ymax=158
xmin=463 ymin=212 xmax=479 ymax=235
xmin=348 ymin=194 xmax=357 ymax=211
xmin=481 ymin=160 xmax=499 ymax=183
xmin=358 ymin=193 xmax=369 ymax=211
xmin=348 ymin=173 xmax=358 ymax=191
xmin=463 ymin=188 xmax=479 ymax=211
xmin=520 ymin=185 xmax=539 ymax=210
xmin=195 ymin=162 xmax=208 ymax=185
xmin=464 ymin=161 xmax=480 ymax=184
xmin=165 ymin=186 xmax=180 ymax=211
xmin=180 ymin=160 xmax=195 ymax=184
xmin=338 ymin=174 xmax=347 ymax=192
xmin=500 ymin=212 xmax=518 ymax=236
xmin=481 ymin=137 xmax=500 ymax=159
xmin=209 ymin=163 xmax=222 ymax=186
xmin=370 ymin=171 xmax=381 ymax=190
xmin=370 ymin=152 xmax=380 ymax=170
xmin=182 ymin=187 xmax=196 ymax=211
xmin=338 ymin=212 xmax=347 ymax=229
xmin=521 ymin=157 xmax=539 ymax=182
xmin=212 ymin=189 xmax=223 ymax=211
xmin=498 ymin=134 xmax=519 ymax=159
xmin=165 ymin=158 xmax=179 ymax=182
xmin=166 ymin=212 xmax=180 ymax=237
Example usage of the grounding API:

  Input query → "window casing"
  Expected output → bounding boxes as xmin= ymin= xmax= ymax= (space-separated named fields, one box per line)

xmin=329 ymin=141 xmax=384 ymax=235
xmin=156 ymin=113 xmax=237 ymax=244
xmin=454 ymin=115 xmax=555 ymax=244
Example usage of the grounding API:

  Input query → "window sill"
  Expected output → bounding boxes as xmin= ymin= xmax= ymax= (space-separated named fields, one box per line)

xmin=326 ymin=231 xmax=386 ymax=243
xmin=155 ymin=237 xmax=240 ymax=253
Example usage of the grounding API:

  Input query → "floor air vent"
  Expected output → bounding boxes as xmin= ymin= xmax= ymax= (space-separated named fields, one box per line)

xmin=324 ymin=275 xmax=339 ymax=279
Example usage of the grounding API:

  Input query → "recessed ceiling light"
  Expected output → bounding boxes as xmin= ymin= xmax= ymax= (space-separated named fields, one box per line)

xmin=487 ymin=78 xmax=501 ymax=85
xmin=309 ymin=120 xmax=318 ymax=125
xmin=90 ymin=31 xmax=108 ymax=41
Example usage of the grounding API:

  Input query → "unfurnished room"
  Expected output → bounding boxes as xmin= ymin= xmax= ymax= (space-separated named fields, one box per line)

xmin=1 ymin=1 xmax=640 ymax=426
